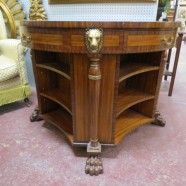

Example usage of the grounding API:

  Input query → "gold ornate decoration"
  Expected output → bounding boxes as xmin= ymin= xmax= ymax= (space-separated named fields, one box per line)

xmin=29 ymin=0 xmax=47 ymax=20
xmin=85 ymin=28 xmax=103 ymax=54
xmin=21 ymin=33 xmax=32 ymax=44
xmin=161 ymin=37 xmax=174 ymax=47
xmin=0 ymin=0 xmax=26 ymax=38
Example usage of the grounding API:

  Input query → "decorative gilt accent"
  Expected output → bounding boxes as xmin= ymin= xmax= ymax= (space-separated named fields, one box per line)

xmin=85 ymin=28 xmax=103 ymax=53
xmin=161 ymin=37 xmax=174 ymax=47
xmin=29 ymin=0 xmax=47 ymax=20
xmin=21 ymin=33 xmax=32 ymax=44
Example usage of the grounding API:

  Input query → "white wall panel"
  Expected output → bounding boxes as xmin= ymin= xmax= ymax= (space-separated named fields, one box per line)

xmin=19 ymin=1 xmax=158 ymax=21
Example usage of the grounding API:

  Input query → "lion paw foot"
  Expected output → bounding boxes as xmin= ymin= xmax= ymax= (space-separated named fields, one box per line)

xmin=152 ymin=111 xmax=166 ymax=127
xmin=30 ymin=107 xmax=42 ymax=122
xmin=85 ymin=156 xmax=103 ymax=176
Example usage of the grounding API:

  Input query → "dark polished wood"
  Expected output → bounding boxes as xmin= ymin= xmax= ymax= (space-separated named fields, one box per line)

xmin=20 ymin=21 xmax=181 ymax=175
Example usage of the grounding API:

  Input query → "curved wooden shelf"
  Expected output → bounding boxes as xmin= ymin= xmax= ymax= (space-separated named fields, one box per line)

xmin=115 ymin=109 xmax=154 ymax=144
xmin=119 ymin=62 xmax=159 ymax=82
xmin=37 ymin=62 xmax=71 ymax=80
xmin=117 ymin=88 xmax=154 ymax=117
xmin=42 ymin=108 xmax=73 ymax=144
xmin=40 ymin=89 xmax=72 ymax=115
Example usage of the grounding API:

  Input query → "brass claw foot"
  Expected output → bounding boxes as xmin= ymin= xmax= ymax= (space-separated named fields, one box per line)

xmin=30 ymin=106 xmax=42 ymax=122
xmin=151 ymin=111 xmax=166 ymax=127
xmin=85 ymin=155 xmax=103 ymax=176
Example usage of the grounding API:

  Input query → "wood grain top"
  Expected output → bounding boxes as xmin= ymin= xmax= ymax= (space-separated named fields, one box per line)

xmin=20 ymin=21 xmax=181 ymax=29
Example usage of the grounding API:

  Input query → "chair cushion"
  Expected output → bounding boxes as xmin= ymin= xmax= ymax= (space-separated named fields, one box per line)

xmin=0 ymin=55 xmax=19 ymax=82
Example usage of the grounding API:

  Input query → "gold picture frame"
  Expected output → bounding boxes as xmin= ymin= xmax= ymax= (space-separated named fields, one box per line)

xmin=49 ymin=0 xmax=156 ymax=4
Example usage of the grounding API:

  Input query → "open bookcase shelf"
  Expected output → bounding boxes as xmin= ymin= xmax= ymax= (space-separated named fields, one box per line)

xmin=40 ymin=88 xmax=72 ymax=115
xmin=115 ymin=109 xmax=154 ymax=144
xmin=34 ymin=51 xmax=162 ymax=146
xmin=42 ymin=108 xmax=73 ymax=144
xmin=117 ymin=88 xmax=155 ymax=117
xmin=115 ymin=52 xmax=162 ymax=143
xmin=37 ymin=62 xmax=71 ymax=80
xmin=119 ymin=62 xmax=159 ymax=82
xmin=33 ymin=49 xmax=163 ymax=147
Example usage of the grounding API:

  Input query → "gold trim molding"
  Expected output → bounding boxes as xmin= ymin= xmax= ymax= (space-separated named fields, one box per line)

xmin=0 ymin=1 xmax=16 ymax=38
xmin=0 ymin=0 xmax=26 ymax=38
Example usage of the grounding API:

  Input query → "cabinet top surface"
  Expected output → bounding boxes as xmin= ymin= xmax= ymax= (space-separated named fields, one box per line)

xmin=21 ymin=21 xmax=181 ymax=29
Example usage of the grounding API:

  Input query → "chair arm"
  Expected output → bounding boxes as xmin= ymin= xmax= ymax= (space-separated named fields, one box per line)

xmin=0 ymin=39 xmax=29 ymax=85
xmin=0 ymin=39 xmax=27 ymax=61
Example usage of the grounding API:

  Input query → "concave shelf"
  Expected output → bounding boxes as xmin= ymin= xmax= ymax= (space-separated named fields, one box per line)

xmin=41 ymin=108 xmax=73 ymax=144
xmin=37 ymin=62 xmax=71 ymax=80
xmin=119 ymin=62 xmax=159 ymax=82
xmin=40 ymin=88 xmax=72 ymax=115
xmin=115 ymin=109 xmax=154 ymax=144
xmin=117 ymin=88 xmax=154 ymax=117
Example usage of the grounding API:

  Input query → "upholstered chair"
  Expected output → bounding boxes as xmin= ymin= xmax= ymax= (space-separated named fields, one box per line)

xmin=0 ymin=8 xmax=31 ymax=106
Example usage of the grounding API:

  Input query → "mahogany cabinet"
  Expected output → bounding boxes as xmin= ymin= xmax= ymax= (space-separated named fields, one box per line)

xmin=20 ymin=21 xmax=180 ymax=175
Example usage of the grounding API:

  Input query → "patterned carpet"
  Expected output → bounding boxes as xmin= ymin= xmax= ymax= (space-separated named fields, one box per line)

xmin=0 ymin=43 xmax=186 ymax=186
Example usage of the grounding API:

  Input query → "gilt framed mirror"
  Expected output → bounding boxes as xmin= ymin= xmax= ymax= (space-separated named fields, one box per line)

xmin=0 ymin=0 xmax=26 ymax=38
